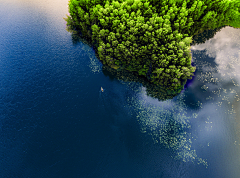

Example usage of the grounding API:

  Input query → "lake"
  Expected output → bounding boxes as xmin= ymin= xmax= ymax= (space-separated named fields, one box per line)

xmin=1 ymin=0 xmax=240 ymax=177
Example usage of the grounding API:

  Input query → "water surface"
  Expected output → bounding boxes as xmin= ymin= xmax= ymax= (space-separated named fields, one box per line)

xmin=1 ymin=0 xmax=240 ymax=177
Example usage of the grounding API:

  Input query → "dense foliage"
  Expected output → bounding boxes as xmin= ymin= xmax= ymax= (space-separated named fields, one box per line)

xmin=66 ymin=0 xmax=240 ymax=91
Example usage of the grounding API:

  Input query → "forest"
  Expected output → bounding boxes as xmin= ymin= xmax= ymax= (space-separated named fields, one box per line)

xmin=65 ymin=0 xmax=240 ymax=93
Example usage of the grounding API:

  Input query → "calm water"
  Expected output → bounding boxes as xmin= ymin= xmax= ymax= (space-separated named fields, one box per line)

xmin=1 ymin=0 xmax=240 ymax=177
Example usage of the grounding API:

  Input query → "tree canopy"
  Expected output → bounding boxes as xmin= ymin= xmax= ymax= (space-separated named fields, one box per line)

xmin=66 ymin=0 xmax=240 ymax=92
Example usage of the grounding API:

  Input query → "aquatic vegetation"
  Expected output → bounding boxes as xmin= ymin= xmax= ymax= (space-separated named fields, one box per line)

xmin=65 ymin=0 xmax=240 ymax=91
xmin=132 ymin=92 xmax=208 ymax=166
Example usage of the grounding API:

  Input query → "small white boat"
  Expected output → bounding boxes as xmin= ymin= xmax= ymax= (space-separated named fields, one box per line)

xmin=101 ymin=87 xmax=104 ymax=92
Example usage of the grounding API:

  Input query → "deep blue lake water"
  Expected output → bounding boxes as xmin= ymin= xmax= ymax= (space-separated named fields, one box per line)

xmin=1 ymin=0 xmax=240 ymax=177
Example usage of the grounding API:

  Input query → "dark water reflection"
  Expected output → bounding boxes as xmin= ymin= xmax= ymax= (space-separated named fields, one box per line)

xmin=1 ymin=0 xmax=240 ymax=178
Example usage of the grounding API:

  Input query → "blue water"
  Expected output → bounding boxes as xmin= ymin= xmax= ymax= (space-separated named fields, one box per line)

xmin=1 ymin=0 xmax=240 ymax=177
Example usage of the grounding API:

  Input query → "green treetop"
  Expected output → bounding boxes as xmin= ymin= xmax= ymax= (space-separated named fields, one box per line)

xmin=66 ymin=0 xmax=240 ymax=91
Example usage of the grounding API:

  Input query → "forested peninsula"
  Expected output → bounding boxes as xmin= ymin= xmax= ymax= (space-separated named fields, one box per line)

xmin=65 ymin=0 xmax=240 ymax=92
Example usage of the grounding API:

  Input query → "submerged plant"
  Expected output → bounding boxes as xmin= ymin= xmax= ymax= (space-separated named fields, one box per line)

xmin=65 ymin=0 xmax=240 ymax=91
